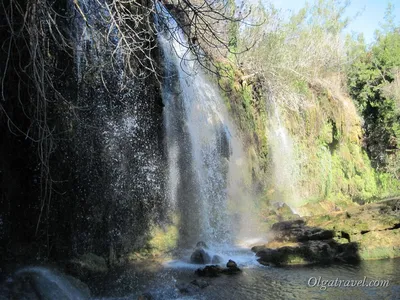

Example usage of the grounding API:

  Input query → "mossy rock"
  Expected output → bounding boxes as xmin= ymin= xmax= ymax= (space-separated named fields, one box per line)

xmin=256 ymin=199 xmax=400 ymax=267
xmin=303 ymin=199 xmax=400 ymax=261
xmin=306 ymin=199 xmax=400 ymax=238
xmin=286 ymin=254 xmax=307 ymax=265
xmin=255 ymin=240 xmax=359 ymax=266
xmin=276 ymin=203 xmax=297 ymax=219
xmin=298 ymin=202 xmax=330 ymax=216
xmin=358 ymin=229 xmax=400 ymax=260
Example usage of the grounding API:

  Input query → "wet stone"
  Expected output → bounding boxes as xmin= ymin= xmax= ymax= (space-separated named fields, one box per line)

xmin=190 ymin=279 xmax=209 ymax=288
xmin=211 ymin=255 xmax=223 ymax=264
xmin=190 ymin=248 xmax=211 ymax=264
xmin=195 ymin=265 xmax=222 ymax=277
xmin=226 ymin=259 xmax=237 ymax=268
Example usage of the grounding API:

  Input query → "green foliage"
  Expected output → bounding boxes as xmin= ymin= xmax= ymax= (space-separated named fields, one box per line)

xmin=218 ymin=0 xmax=400 ymax=212
xmin=347 ymin=27 xmax=400 ymax=176
xmin=293 ymin=79 xmax=312 ymax=97
xmin=148 ymin=222 xmax=178 ymax=254
xmin=238 ymin=0 xmax=350 ymax=88
xmin=288 ymin=83 xmax=397 ymax=205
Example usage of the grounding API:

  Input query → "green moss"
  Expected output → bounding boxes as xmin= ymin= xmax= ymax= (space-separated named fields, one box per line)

xmin=147 ymin=221 xmax=178 ymax=254
xmin=376 ymin=172 xmax=400 ymax=199
xmin=215 ymin=58 xmax=399 ymax=213
xmin=292 ymin=79 xmax=311 ymax=98
xmin=319 ymin=121 xmax=334 ymax=145
xmin=334 ymin=237 xmax=350 ymax=244
xmin=287 ymin=254 xmax=307 ymax=265
xmin=358 ymin=229 xmax=400 ymax=260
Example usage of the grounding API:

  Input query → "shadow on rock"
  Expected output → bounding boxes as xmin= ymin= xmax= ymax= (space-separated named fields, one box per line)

xmin=253 ymin=219 xmax=360 ymax=267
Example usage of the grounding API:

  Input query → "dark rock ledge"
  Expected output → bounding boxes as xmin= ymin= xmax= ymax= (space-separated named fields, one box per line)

xmin=253 ymin=198 xmax=400 ymax=266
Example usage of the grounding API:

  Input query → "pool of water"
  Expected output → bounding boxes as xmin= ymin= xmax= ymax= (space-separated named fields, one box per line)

xmin=92 ymin=247 xmax=400 ymax=300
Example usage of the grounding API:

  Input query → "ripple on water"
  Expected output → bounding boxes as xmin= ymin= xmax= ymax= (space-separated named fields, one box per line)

xmin=93 ymin=257 xmax=400 ymax=300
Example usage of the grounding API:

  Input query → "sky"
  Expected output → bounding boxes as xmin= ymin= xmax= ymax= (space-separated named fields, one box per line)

xmin=269 ymin=0 xmax=400 ymax=44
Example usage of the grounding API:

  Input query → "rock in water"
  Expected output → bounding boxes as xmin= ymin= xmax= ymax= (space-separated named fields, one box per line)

xmin=190 ymin=248 xmax=211 ymax=264
xmin=226 ymin=259 xmax=237 ymax=268
xmin=223 ymin=260 xmax=241 ymax=274
xmin=195 ymin=265 xmax=222 ymax=277
xmin=196 ymin=241 xmax=208 ymax=249
xmin=211 ymin=255 xmax=223 ymax=264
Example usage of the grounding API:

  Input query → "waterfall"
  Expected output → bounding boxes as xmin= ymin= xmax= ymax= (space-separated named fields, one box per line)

xmin=267 ymin=94 xmax=300 ymax=210
xmin=66 ymin=0 xmax=165 ymax=256
xmin=156 ymin=6 xmax=249 ymax=247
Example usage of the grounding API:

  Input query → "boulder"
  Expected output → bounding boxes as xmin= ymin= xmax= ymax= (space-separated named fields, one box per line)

xmin=255 ymin=240 xmax=360 ymax=266
xmin=195 ymin=265 xmax=222 ymax=277
xmin=190 ymin=248 xmax=211 ymax=264
xmin=222 ymin=259 xmax=241 ymax=274
xmin=226 ymin=259 xmax=237 ymax=269
xmin=270 ymin=220 xmax=334 ymax=242
xmin=195 ymin=263 xmax=242 ymax=277
xmin=256 ymin=247 xmax=295 ymax=266
xmin=254 ymin=199 xmax=400 ymax=266
xmin=306 ymin=198 xmax=400 ymax=261
xmin=211 ymin=255 xmax=223 ymax=264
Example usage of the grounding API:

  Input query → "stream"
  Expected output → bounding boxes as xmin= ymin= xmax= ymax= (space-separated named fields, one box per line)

xmin=92 ymin=253 xmax=400 ymax=300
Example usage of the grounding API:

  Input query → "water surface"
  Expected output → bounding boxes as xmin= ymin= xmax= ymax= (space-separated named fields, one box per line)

xmin=92 ymin=251 xmax=400 ymax=300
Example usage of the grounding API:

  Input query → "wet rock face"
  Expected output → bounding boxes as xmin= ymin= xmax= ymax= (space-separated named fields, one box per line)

xmin=190 ymin=248 xmax=212 ymax=264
